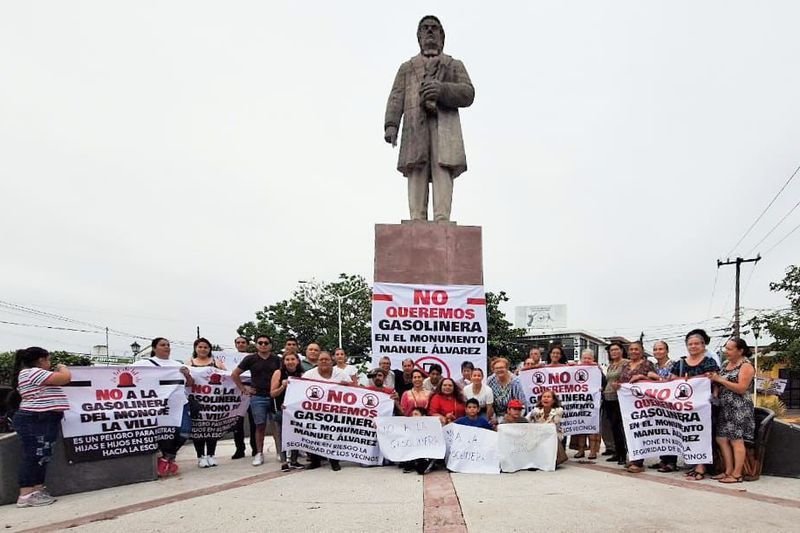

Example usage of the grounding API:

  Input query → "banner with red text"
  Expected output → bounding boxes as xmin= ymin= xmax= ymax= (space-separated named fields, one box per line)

xmin=188 ymin=367 xmax=250 ymax=440
xmin=371 ymin=283 xmax=487 ymax=378
xmin=519 ymin=365 xmax=602 ymax=434
xmin=618 ymin=378 xmax=713 ymax=464
xmin=60 ymin=366 xmax=187 ymax=462
xmin=281 ymin=378 xmax=395 ymax=465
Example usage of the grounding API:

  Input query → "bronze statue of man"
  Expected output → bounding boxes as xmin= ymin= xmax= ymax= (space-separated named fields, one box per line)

xmin=384 ymin=16 xmax=475 ymax=222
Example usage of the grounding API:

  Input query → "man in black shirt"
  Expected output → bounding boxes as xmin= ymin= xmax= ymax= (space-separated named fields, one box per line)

xmin=232 ymin=335 xmax=282 ymax=467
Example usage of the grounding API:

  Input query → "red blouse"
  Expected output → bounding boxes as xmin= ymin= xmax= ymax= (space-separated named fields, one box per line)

xmin=428 ymin=394 xmax=466 ymax=420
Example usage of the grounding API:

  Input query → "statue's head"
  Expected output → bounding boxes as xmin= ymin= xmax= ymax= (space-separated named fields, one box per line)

xmin=417 ymin=15 xmax=444 ymax=56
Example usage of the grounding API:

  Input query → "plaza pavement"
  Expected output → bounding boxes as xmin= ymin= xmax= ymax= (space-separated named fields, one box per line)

xmin=1 ymin=439 xmax=799 ymax=532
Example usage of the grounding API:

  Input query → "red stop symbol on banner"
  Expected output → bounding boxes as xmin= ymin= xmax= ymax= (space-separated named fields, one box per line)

xmin=413 ymin=356 xmax=452 ymax=378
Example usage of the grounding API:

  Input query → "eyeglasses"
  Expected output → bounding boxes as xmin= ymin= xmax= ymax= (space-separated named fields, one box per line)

xmin=257 ymin=341 xmax=271 ymax=346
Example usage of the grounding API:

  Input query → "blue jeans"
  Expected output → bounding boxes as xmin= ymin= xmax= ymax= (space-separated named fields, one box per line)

xmin=13 ymin=410 xmax=63 ymax=488
xmin=250 ymin=396 xmax=275 ymax=426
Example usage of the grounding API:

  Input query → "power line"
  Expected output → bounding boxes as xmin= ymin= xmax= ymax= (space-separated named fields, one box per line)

xmin=725 ymin=164 xmax=800 ymax=257
xmin=764 ymin=220 xmax=800 ymax=255
xmin=744 ymin=197 xmax=800 ymax=256
xmin=706 ymin=267 xmax=720 ymax=319
xmin=0 ymin=320 xmax=103 ymax=334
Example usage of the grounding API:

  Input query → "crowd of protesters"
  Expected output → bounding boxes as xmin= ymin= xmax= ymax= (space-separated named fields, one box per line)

xmin=7 ymin=327 xmax=757 ymax=507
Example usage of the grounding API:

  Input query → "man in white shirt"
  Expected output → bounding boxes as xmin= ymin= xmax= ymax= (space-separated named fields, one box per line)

xmin=302 ymin=351 xmax=351 ymax=471
xmin=303 ymin=351 xmax=352 ymax=384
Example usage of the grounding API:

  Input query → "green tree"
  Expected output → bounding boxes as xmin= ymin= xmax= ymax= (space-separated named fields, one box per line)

xmin=238 ymin=274 xmax=372 ymax=364
xmin=758 ymin=265 xmax=800 ymax=371
xmin=485 ymin=291 xmax=527 ymax=364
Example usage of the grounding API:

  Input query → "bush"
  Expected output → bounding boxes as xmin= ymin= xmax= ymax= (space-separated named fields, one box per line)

xmin=755 ymin=394 xmax=787 ymax=418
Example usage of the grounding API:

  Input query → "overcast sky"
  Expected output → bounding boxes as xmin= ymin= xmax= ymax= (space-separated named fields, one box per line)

xmin=1 ymin=1 xmax=798 ymax=357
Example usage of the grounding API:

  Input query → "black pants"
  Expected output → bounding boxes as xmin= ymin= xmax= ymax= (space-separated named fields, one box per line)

xmin=233 ymin=407 xmax=257 ymax=453
xmin=160 ymin=434 xmax=186 ymax=461
xmin=603 ymin=398 xmax=627 ymax=460
xmin=660 ymin=455 xmax=678 ymax=466
xmin=193 ymin=438 xmax=218 ymax=457
xmin=308 ymin=453 xmax=339 ymax=469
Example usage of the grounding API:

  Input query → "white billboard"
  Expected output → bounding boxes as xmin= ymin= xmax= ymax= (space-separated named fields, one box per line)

xmin=515 ymin=305 xmax=567 ymax=331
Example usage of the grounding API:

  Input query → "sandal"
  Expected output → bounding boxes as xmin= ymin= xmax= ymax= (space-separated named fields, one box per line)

xmin=574 ymin=451 xmax=585 ymax=458
xmin=627 ymin=465 xmax=644 ymax=473
xmin=648 ymin=462 xmax=664 ymax=470
xmin=719 ymin=475 xmax=743 ymax=484
xmin=711 ymin=473 xmax=728 ymax=480
xmin=587 ymin=454 xmax=597 ymax=460
xmin=657 ymin=464 xmax=676 ymax=473
xmin=686 ymin=472 xmax=706 ymax=481
xmin=684 ymin=469 xmax=697 ymax=478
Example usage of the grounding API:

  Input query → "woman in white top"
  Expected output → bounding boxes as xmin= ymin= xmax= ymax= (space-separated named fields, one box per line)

xmin=334 ymin=348 xmax=359 ymax=385
xmin=462 ymin=368 xmax=494 ymax=422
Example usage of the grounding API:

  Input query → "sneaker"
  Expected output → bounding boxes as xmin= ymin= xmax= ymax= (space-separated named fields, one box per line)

xmin=157 ymin=457 xmax=171 ymax=477
xmin=168 ymin=460 xmax=179 ymax=475
xmin=289 ymin=461 xmax=305 ymax=470
xmin=198 ymin=456 xmax=210 ymax=468
xmin=231 ymin=449 xmax=245 ymax=460
xmin=206 ymin=456 xmax=218 ymax=467
xmin=252 ymin=452 xmax=264 ymax=466
xmin=16 ymin=491 xmax=54 ymax=508
xmin=281 ymin=463 xmax=290 ymax=472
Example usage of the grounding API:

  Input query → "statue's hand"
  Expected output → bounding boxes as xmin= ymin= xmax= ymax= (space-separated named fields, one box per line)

xmin=384 ymin=125 xmax=398 ymax=147
xmin=421 ymin=80 xmax=441 ymax=102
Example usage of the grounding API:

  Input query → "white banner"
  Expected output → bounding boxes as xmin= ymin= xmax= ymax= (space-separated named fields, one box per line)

xmin=371 ymin=282 xmax=487 ymax=378
xmin=519 ymin=365 xmax=602 ymax=434
xmin=375 ymin=416 xmax=446 ymax=462
xmin=281 ymin=378 xmax=394 ymax=465
xmin=618 ymin=378 xmax=713 ymax=464
xmin=443 ymin=423 xmax=500 ymax=475
xmin=60 ymin=366 xmax=187 ymax=462
xmin=213 ymin=350 xmax=251 ymax=382
xmin=188 ymin=367 xmax=250 ymax=440
xmin=497 ymin=424 xmax=558 ymax=472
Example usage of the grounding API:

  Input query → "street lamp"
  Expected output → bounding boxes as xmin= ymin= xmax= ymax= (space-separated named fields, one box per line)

xmin=130 ymin=341 xmax=141 ymax=359
xmin=299 ymin=281 xmax=371 ymax=350
xmin=752 ymin=321 xmax=761 ymax=404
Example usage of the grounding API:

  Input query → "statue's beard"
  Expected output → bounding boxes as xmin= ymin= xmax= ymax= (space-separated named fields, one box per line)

xmin=420 ymin=37 xmax=443 ymax=56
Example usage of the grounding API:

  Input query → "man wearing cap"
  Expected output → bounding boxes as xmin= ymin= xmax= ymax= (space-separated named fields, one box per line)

xmin=365 ymin=368 xmax=401 ymax=414
xmin=499 ymin=399 xmax=528 ymax=424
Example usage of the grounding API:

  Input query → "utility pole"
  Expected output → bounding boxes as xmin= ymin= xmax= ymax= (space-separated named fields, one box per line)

xmin=717 ymin=255 xmax=761 ymax=338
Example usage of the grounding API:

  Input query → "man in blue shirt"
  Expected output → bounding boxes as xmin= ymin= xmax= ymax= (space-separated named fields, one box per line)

xmin=454 ymin=398 xmax=493 ymax=430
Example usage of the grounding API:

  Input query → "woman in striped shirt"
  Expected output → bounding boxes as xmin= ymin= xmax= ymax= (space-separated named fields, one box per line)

xmin=11 ymin=347 xmax=71 ymax=508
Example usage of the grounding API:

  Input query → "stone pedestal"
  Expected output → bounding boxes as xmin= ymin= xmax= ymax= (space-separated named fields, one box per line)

xmin=374 ymin=222 xmax=483 ymax=284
